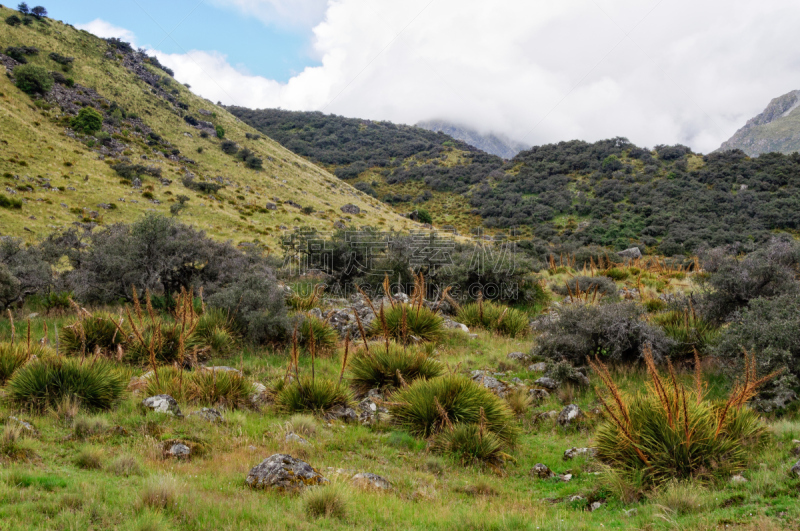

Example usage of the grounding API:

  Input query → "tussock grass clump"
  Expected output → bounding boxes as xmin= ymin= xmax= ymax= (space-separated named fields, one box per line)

xmin=140 ymin=474 xmax=180 ymax=511
xmin=285 ymin=414 xmax=318 ymax=437
xmin=370 ymin=303 xmax=445 ymax=343
xmin=0 ymin=424 xmax=35 ymax=460
xmin=7 ymin=357 xmax=126 ymax=412
xmin=74 ymin=448 xmax=103 ymax=470
xmin=60 ymin=313 xmax=124 ymax=356
xmin=108 ymin=455 xmax=143 ymax=477
xmin=125 ymin=323 xmax=185 ymax=365
xmin=298 ymin=317 xmax=338 ymax=353
xmin=276 ymin=377 xmax=351 ymax=415
xmin=650 ymin=481 xmax=711 ymax=515
xmin=144 ymin=366 xmax=253 ymax=409
xmin=302 ymin=485 xmax=348 ymax=520
xmin=188 ymin=308 xmax=238 ymax=356
xmin=652 ymin=309 xmax=720 ymax=357
xmin=73 ymin=416 xmax=109 ymax=441
xmin=590 ymin=349 xmax=775 ymax=485
xmin=348 ymin=342 xmax=443 ymax=395
xmin=456 ymin=300 xmax=529 ymax=338
xmin=433 ymin=420 xmax=512 ymax=467
xmin=390 ymin=375 xmax=519 ymax=446
xmin=0 ymin=343 xmax=33 ymax=384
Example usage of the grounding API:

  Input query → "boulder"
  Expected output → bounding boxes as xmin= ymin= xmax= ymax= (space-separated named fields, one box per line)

xmin=471 ymin=370 xmax=509 ymax=397
xmin=285 ymin=432 xmax=309 ymax=445
xmin=8 ymin=416 xmax=37 ymax=436
xmin=617 ymin=247 xmax=642 ymax=260
xmin=530 ymin=463 xmax=554 ymax=479
xmin=528 ymin=362 xmax=548 ymax=372
xmin=245 ymin=454 xmax=328 ymax=492
xmin=590 ymin=501 xmax=603 ymax=511
xmin=563 ymin=447 xmax=597 ymax=460
xmin=791 ymin=460 xmax=800 ymax=478
xmin=190 ymin=407 xmax=223 ymax=423
xmin=142 ymin=394 xmax=183 ymax=417
xmin=534 ymin=377 xmax=559 ymax=390
xmin=340 ymin=204 xmax=360 ymax=215
xmin=557 ymin=404 xmax=583 ymax=427
xmin=165 ymin=442 xmax=191 ymax=459
xmin=325 ymin=404 xmax=357 ymax=423
xmin=352 ymin=472 xmax=392 ymax=490
xmin=265 ymin=202 xmax=277 ymax=210
xmin=507 ymin=352 xmax=530 ymax=363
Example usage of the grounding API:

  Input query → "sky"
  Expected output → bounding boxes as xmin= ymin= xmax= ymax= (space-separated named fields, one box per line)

xmin=41 ymin=0 xmax=800 ymax=153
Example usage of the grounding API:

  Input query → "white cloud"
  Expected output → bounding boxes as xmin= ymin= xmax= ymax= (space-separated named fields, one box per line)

xmin=209 ymin=0 xmax=330 ymax=28
xmin=123 ymin=1 xmax=800 ymax=153
xmin=75 ymin=19 xmax=137 ymax=44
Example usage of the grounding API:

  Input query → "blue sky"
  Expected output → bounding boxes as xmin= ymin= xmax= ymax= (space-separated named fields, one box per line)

xmin=43 ymin=0 xmax=320 ymax=82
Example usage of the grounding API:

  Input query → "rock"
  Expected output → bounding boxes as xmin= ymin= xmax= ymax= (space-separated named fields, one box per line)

xmin=790 ymin=460 xmax=800 ymax=478
xmin=567 ymin=495 xmax=585 ymax=502
xmin=443 ymin=319 xmax=469 ymax=333
xmin=325 ymin=405 xmax=357 ymax=423
xmin=285 ymin=432 xmax=309 ymax=445
xmin=250 ymin=382 xmax=268 ymax=406
xmin=8 ymin=416 xmax=37 ymax=435
xmin=352 ymin=472 xmax=392 ymax=490
xmin=557 ymin=473 xmax=573 ymax=482
xmin=507 ymin=352 xmax=530 ymax=363
xmin=730 ymin=474 xmax=748 ymax=483
xmin=200 ymin=366 xmax=242 ymax=375
xmin=530 ymin=463 xmax=554 ymax=479
xmin=340 ymin=203 xmax=360 ymax=215
xmin=265 ymin=202 xmax=277 ymax=210
xmin=617 ymin=247 xmax=642 ymax=260
xmin=557 ymin=404 xmax=583 ymax=427
xmin=468 ymin=334 xmax=478 ymax=340
xmin=245 ymin=454 xmax=328 ymax=492
xmin=333 ymin=220 xmax=346 ymax=230
xmin=563 ymin=447 xmax=597 ymax=460
xmin=165 ymin=442 xmax=191 ymax=459
xmin=358 ymin=393 xmax=388 ymax=425
xmin=534 ymin=377 xmax=559 ymax=390
xmin=142 ymin=394 xmax=183 ymax=417
xmin=529 ymin=388 xmax=550 ymax=401
xmin=528 ymin=362 xmax=548 ymax=372
xmin=590 ymin=501 xmax=603 ymax=511
xmin=535 ymin=410 xmax=559 ymax=422
xmin=471 ymin=370 xmax=509 ymax=397
xmin=190 ymin=407 xmax=223 ymax=422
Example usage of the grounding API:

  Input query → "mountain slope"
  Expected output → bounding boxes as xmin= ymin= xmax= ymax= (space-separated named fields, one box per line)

xmin=0 ymin=6 xmax=415 ymax=249
xmin=719 ymin=90 xmax=800 ymax=156
xmin=416 ymin=119 xmax=528 ymax=159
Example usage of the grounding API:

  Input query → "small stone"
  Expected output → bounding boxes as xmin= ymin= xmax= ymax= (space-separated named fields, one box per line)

xmin=8 ymin=416 xmax=37 ymax=435
xmin=468 ymin=334 xmax=478 ymax=340
xmin=245 ymin=454 xmax=328 ymax=492
xmin=530 ymin=463 xmax=554 ymax=479
xmin=166 ymin=443 xmax=191 ymax=459
xmin=340 ymin=203 xmax=360 ymax=215
xmin=142 ymin=394 xmax=183 ymax=417
xmin=731 ymin=474 xmax=748 ymax=483
xmin=190 ymin=407 xmax=223 ymax=422
xmin=507 ymin=352 xmax=530 ymax=362
xmin=352 ymin=472 xmax=392 ymax=490
xmin=590 ymin=501 xmax=603 ymax=511
xmin=535 ymin=377 xmax=559 ymax=390
xmin=528 ymin=362 xmax=548 ymax=372
xmin=285 ymin=432 xmax=309 ymax=445
xmin=563 ymin=447 xmax=597 ymax=460
xmin=557 ymin=404 xmax=583 ymax=427
xmin=557 ymin=473 xmax=573 ymax=482
xmin=790 ymin=460 xmax=800 ymax=478
xmin=567 ymin=495 xmax=585 ymax=502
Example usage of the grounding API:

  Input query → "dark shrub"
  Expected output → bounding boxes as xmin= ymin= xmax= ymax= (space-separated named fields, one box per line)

xmin=532 ymin=301 xmax=672 ymax=364
xmin=181 ymin=176 xmax=223 ymax=193
xmin=5 ymin=15 xmax=22 ymax=26
xmin=215 ymin=125 xmax=224 ymax=139
xmin=18 ymin=3 xmax=30 ymax=15
xmin=0 ymin=237 xmax=52 ymax=310
xmin=220 ymin=140 xmax=238 ymax=155
xmin=4 ymin=46 xmax=38 ymax=63
xmin=698 ymin=239 xmax=800 ymax=323
xmin=353 ymin=182 xmax=377 ymax=197
xmin=0 ymin=194 xmax=23 ymax=209
xmin=416 ymin=209 xmax=432 ymax=224
xmin=13 ymin=64 xmax=54 ymax=94
xmin=112 ymin=163 xmax=161 ymax=181
xmin=48 ymin=52 xmax=74 ymax=66
xmin=184 ymin=115 xmax=199 ymax=126
xmin=71 ymin=107 xmax=103 ymax=134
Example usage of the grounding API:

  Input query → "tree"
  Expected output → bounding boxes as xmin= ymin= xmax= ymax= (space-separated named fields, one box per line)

xmin=31 ymin=6 xmax=47 ymax=18
xmin=71 ymin=107 xmax=103 ymax=135
xmin=416 ymin=208 xmax=432 ymax=224
xmin=17 ymin=2 xmax=29 ymax=14
xmin=13 ymin=64 xmax=54 ymax=94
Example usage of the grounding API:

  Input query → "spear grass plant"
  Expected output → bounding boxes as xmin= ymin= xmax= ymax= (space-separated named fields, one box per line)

xmin=456 ymin=297 xmax=529 ymax=338
xmin=347 ymin=341 xmax=443 ymax=395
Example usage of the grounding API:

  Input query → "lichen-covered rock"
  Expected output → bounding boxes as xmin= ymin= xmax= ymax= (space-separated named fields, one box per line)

xmin=507 ymin=352 xmax=530 ymax=362
xmin=352 ymin=472 xmax=392 ymax=490
xmin=528 ymin=362 xmax=548 ymax=372
xmin=245 ymin=454 xmax=328 ymax=492
xmin=340 ymin=204 xmax=360 ymax=215
xmin=534 ymin=377 xmax=559 ymax=390
xmin=618 ymin=247 xmax=642 ymax=260
xmin=325 ymin=405 xmax=357 ymax=423
xmin=563 ymin=447 xmax=597 ymax=460
xmin=190 ymin=407 xmax=223 ymax=422
xmin=285 ymin=432 xmax=309 ymax=445
xmin=530 ymin=463 xmax=554 ymax=479
xmin=165 ymin=442 xmax=191 ymax=459
xmin=471 ymin=370 xmax=509 ymax=397
xmin=142 ymin=394 xmax=183 ymax=417
xmin=791 ymin=460 xmax=800 ymax=478
xmin=557 ymin=404 xmax=583 ymax=427
xmin=8 ymin=416 xmax=37 ymax=436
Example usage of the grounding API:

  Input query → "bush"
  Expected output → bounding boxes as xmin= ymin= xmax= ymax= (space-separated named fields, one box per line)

xmin=275 ymin=377 xmax=351 ymax=415
xmin=14 ymin=64 xmax=54 ymax=94
xmin=369 ymin=303 xmax=444 ymax=343
xmin=188 ymin=308 xmax=237 ymax=356
xmin=532 ymin=301 xmax=672 ymax=364
xmin=0 ymin=237 xmax=52 ymax=310
xmin=652 ymin=310 xmax=720 ymax=358
xmin=552 ymin=275 xmax=618 ymax=300
xmin=348 ymin=342 xmax=443 ymax=395
xmin=181 ymin=176 xmax=223 ymax=193
xmin=71 ymin=107 xmax=103 ymax=135
xmin=433 ymin=422 xmax=511 ymax=467
xmin=125 ymin=322 xmax=194 ymax=365
xmin=48 ymin=52 xmax=74 ymax=66
xmin=220 ymin=140 xmax=238 ymax=155
xmin=456 ymin=300 xmax=529 ymax=338
xmin=5 ymin=46 xmax=38 ymax=63
xmin=59 ymin=313 xmax=125 ymax=357
xmin=188 ymin=369 xmax=253 ymax=409
xmin=215 ymin=125 xmax=224 ymax=139
xmin=0 ymin=343 xmax=33 ymax=384
xmin=416 ymin=209 xmax=432 ymax=224
xmin=0 ymin=194 xmax=23 ymax=209
xmin=591 ymin=351 xmax=770 ymax=485
xmin=389 ymin=375 xmax=518 ymax=445
xmin=297 ymin=316 xmax=337 ymax=353
xmin=5 ymin=15 xmax=21 ymax=26
xmin=7 ymin=357 xmax=126 ymax=412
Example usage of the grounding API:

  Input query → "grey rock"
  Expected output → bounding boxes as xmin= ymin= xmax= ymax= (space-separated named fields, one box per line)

xmin=142 ymin=394 xmax=183 ymax=417
xmin=325 ymin=405 xmax=357 ymax=423
xmin=557 ymin=404 xmax=583 ymax=427
xmin=534 ymin=377 xmax=559 ymax=390
xmin=8 ymin=416 xmax=37 ymax=435
xmin=340 ymin=203 xmax=360 ymax=215
xmin=250 ymin=382 xmax=268 ymax=406
xmin=265 ymin=202 xmax=277 ymax=210
xmin=285 ymin=432 xmax=309 ymax=445
xmin=730 ymin=474 xmax=748 ymax=483
xmin=528 ymin=362 xmax=548 ymax=372
xmin=790 ymin=460 xmax=800 ymax=478
xmin=190 ymin=407 xmax=223 ymax=422
xmin=590 ymin=501 xmax=603 ymax=511
xmin=530 ymin=463 xmax=554 ymax=479
xmin=563 ymin=447 xmax=597 ymax=460
xmin=352 ymin=472 xmax=392 ymax=490
xmin=529 ymin=388 xmax=550 ymax=401
xmin=468 ymin=333 xmax=478 ymax=340
xmin=557 ymin=473 xmax=573 ymax=482
xmin=507 ymin=352 xmax=530 ymax=362
xmin=245 ymin=454 xmax=328 ymax=491
xmin=358 ymin=394 xmax=388 ymax=425
xmin=567 ymin=495 xmax=585 ymax=502
xmin=166 ymin=443 xmax=191 ymax=458
xmin=617 ymin=247 xmax=642 ymax=259
xmin=443 ymin=319 xmax=469 ymax=333
xmin=471 ymin=370 xmax=509 ymax=397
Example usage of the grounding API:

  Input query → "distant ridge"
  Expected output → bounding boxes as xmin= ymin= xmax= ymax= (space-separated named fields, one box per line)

xmin=719 ymin=90 xmax=800 ymax=156
xmin=416 ymin=119 xmax=528 ymax=159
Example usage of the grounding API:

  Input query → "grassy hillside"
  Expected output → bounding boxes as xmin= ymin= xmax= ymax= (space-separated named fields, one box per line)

xmin=0 ymin=7 xmax=417 ymax=250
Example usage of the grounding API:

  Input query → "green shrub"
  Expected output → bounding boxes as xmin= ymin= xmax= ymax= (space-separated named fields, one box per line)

xmin=188 ymin=308 xmax=237 ymax=356
xmin=0 ymin=343 xmax=32 ymax=384
xmin=652 ymin=310 xmax=720 ymax=357
xmin=276 ymin=377 xmax=351 ymax=415
xmin=456 ymin=300 xmax=529 ymax=338
xmin=298 ymin=316 xmax=338 ymax=353
xmin=0 ymin=194 xmax=23 ymax=209
xmin=7 ymin=357 xmax=126 ymax=412
xmin=591 ymin=352 xmax=770 ymax=486
xmin=370 ymin=303 xmax=444 ymax=343
xmin=14 ymin=64 xmax=54 ymax=94
xmin=59 ymin=313 xmax=125 ymax=356
xmin=416 ymin=209 xmax=432 ymax=224
xmin=71 ymin=107 xmax=103 ymax=135
xmin=215 ymin=125 xmax=225 ymax=139
xmin=220 ymin=140 xmax=238 ymax=155
xmin=188 ymin=369 xmax=253 ymax=409
xmin=390 ymin=375 xmax=518 ymax=445
xmin=433 ymin=422 xmax=511 ymax=467
xmin=5 ymin=15 xmax=22 ymax=26
xmin=348 ymin=342 xmax=443 ymax=395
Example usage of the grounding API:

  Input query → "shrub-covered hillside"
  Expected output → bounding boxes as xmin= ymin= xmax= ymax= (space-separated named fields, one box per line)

xmin=0 ymin=6 xmax=416 ymax=249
